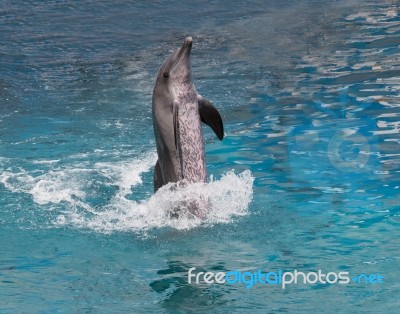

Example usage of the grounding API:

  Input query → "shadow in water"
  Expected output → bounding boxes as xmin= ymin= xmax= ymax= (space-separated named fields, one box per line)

xmin=150 ymin=260 xmax=232 ymax=313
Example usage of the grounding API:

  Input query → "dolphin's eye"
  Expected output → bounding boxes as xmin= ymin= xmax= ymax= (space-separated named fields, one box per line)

xmin=163 ymin=72 xmax=169 ymax=79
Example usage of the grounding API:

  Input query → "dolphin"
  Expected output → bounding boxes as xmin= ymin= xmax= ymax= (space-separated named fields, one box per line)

xmin=152 ymin=36 xmax=224 ymax=196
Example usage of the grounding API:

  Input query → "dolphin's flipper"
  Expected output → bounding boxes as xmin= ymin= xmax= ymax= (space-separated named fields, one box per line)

xmin=198 ymin=96 xmax=224 ymax=140
xmin=153 ymin=160 xmax=163 ymax=192
xmin=173 ymin=101 xmax=179 ymax=149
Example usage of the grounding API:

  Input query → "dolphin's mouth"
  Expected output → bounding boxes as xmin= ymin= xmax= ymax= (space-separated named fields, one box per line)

xmin=170 ymin=36 xmax=192 ymax=72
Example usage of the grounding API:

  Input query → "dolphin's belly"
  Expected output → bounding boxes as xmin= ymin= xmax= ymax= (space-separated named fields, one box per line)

xmin=177 ymin=103 xmax=206 ymax=183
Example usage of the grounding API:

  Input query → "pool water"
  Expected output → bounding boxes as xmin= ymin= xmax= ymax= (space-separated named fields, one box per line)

xmin=1 ymin=0 xmax=399 ymax=312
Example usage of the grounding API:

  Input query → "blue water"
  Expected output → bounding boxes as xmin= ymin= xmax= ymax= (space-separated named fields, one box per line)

xmin=1 ymin=0 xmax=400 ymax=312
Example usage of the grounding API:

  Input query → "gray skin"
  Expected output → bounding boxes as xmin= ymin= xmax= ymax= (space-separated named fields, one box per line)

xmin=152 ymin=36 xmax=224 ymax=193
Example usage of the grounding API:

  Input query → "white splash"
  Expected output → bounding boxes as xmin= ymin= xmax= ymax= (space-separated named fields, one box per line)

xmin=0 ymin=152 xmax=254 ymax=233
xmin=66 ymin=170 xmax=253 ymax=232
xmin=94 ymin=153 xmax=158 ymax=198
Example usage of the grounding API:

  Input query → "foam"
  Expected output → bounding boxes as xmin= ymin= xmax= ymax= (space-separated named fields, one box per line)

xmin=64 ymin=170 xmax=254 ymax=233
xmin=94 ymin=152 xmax=157 ymax=198
xmin=54 ymin=169 xmax=254 ymax=233
xmin=32 ymin=159 xmax=61 ymax=165
xmin=0 ymin=152 xmax=254 ymax=234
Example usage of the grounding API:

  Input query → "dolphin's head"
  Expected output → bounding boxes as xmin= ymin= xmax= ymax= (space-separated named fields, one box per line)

xmin=154 ymin=37 xmax=193 ymax=96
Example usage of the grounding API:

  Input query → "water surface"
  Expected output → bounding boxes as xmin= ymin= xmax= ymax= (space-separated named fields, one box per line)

xmin=1 ymin=0 xmax=399 ymax=312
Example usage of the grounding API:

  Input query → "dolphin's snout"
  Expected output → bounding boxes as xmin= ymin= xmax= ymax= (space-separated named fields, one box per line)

xmin=184 ymin=36 xmax=193 ymax=49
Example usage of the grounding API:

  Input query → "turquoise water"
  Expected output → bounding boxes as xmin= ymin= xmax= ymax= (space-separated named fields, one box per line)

xmin=1 ymin=0 xmax=400 ymax=312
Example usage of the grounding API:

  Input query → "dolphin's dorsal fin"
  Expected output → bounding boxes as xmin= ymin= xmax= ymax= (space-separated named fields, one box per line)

xmin=198 ymin=96 xmax=224 ymax=140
